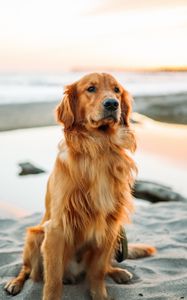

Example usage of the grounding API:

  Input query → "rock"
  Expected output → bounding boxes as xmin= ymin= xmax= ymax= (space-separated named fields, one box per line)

xmin=134 ymin=93 xmax=187 ymax=124
xmin=18 ymin=162 xmax=46 ymax=176
xmin=134 ymin=180 xmax=186 ymax=203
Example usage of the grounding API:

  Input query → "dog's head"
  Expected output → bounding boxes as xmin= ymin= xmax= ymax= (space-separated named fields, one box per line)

xmin=56 ymin=73 xmax=132 ymax=132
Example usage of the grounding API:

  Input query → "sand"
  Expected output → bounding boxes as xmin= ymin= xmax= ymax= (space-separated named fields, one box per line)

xmin=0 ymin=101 xmax=58 ymax=131
xmin=0 ymin=201 xmax=187 ymax=300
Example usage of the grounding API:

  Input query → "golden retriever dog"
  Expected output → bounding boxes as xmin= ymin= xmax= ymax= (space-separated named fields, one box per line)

xmin=5 ymin=73 xmax=156 ymax=300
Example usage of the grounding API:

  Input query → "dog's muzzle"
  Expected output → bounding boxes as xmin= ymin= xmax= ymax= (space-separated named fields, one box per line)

xmin=102 ymin=98 xmax=119 ymax=121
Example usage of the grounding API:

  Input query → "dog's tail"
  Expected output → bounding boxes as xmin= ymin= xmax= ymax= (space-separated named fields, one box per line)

xmin=127 ymin=243 xmax=156 ymax=259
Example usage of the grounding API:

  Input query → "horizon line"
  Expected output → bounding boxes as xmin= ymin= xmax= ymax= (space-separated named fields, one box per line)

xmin=1 ymin=66 xmax=187 ymax=74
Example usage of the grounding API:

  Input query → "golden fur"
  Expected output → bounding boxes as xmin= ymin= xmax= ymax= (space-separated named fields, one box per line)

xmin=5 ymin=73 xmax=156 ymax=300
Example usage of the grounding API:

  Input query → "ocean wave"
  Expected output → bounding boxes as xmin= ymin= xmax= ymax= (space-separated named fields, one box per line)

xmin=0 ymin=71 xmax=187 ymax=104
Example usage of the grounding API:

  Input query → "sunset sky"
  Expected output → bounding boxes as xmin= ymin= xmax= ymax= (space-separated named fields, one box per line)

xmin=1 ymin=0 xmax=187 ymax=72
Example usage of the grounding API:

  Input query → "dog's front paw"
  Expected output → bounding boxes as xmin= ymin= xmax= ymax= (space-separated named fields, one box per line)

xmin=109 ymin=267 xmax=133 ymax=284
xmin=4 ymin=278 xmax=23 ymax=295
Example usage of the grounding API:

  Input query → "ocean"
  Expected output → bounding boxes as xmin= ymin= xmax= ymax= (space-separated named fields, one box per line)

xmin=0 ymin=71 xmax=187 ymax=105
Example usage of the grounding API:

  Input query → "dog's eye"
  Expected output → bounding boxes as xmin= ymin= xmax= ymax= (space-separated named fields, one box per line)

xmin=114 ymin=86 xmax=120 ymax=93
xmin=87 ymin=86 xmax=96 ymax=93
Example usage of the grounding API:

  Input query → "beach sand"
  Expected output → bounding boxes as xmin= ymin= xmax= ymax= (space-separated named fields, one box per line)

xmin=0 ymin=201 xmax=187 ymax=300
xmin=0 ymin=101 xmax=58 ymax=131
xmin=0 ymin=115 xmax=187 ymax=299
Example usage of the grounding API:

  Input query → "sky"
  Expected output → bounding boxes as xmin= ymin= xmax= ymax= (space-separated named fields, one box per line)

xmin=0 ymin=0 xmax=187 ymax=72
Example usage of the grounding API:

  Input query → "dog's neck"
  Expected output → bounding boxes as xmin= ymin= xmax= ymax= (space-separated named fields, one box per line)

xmin=62 ymin=126 xmax=136 ymax=158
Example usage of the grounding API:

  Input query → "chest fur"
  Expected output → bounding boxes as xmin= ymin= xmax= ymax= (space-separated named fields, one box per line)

xmin=56 ymin=138 xmax=134 ymax=245
xmin=68 ymin=153 xmax=123 ymax=214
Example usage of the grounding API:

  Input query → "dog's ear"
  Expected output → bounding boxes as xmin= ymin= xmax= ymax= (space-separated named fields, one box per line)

xmin=56 ymin=83 xmax=77 ymax=129
xmin=120 ymin=89 xmax=132 ymax=127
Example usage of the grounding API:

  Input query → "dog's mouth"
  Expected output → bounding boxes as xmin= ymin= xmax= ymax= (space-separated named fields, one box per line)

xmin=87 ymin=109 xmax=120 ymax=132
xmin=103 ymin=110 xmax=118 ymax=122
xmin=98 ymin=123 xmax=110 ymax=132
xmin=104 ymin=114 xmax=118 ymax=122
xmin=89 ymin=115 xmax=119 ymax=132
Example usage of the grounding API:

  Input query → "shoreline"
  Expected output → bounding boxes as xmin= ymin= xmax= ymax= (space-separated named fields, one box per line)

xmin=0 ymin=92 xmax=187 ymax=131
xmin=0 ymin=101 xmax=58 ymax=131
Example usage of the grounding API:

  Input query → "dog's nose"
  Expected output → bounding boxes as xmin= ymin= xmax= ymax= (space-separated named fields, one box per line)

xmin=103 ymin=98 xmax=119 ymax=111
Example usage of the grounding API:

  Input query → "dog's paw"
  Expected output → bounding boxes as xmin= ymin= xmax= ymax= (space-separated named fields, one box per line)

xmin=109 ymin=268 xmax=133 ymax=284
xmin=4 ymin=279 xmax=23 ymax=295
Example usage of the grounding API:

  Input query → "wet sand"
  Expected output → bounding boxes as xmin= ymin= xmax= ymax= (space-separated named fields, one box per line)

xmin=133 ymin=113 xmax=187 ymax=168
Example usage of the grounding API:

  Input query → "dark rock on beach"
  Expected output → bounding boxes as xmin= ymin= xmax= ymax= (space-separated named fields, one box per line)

xmin=134 ymin=180 xmax=186 ymax=203
xmin=18 ymin=162 xmax=46 ymax=176
xmin=134 ymin=93 xmax=187 ymax=124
